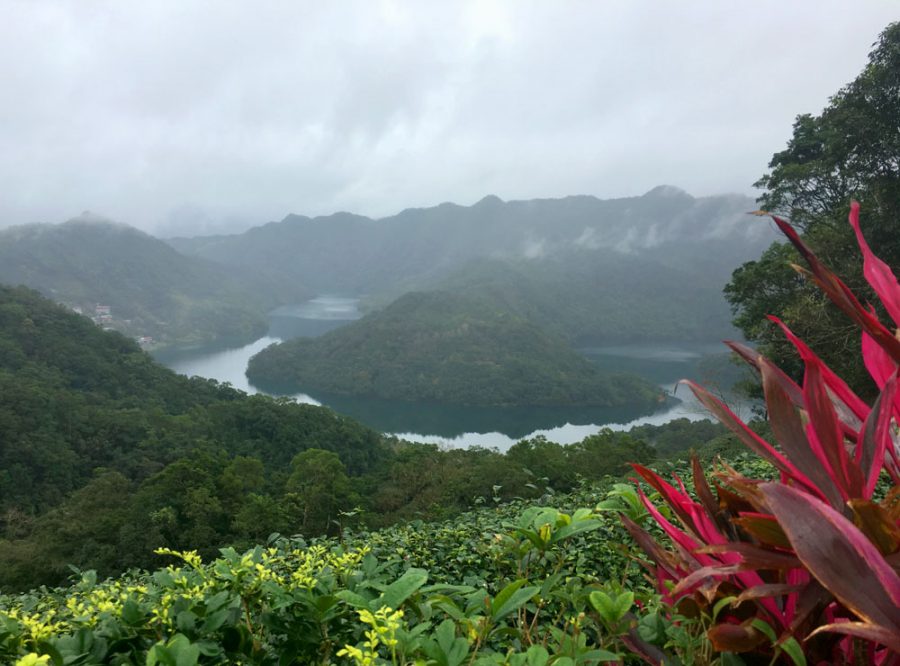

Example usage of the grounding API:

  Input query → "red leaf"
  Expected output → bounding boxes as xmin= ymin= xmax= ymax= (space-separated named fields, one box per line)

xmin=858 ymin=374 xmax=898 ymax=496
xmin=863 ymin=331 xmax=897 ymax=391
xmin=803 ymin=354 xmax=863 ymax=498
xmin=849 ymin=200 xmax=900 ymax=328
xmin=683 ymin=380 xmax=821 ymax=496
xmin=760 ymin=482 xmax=900 ymax=632
xmin=771 ymin=213 xmax=900 ymax=363
xmin=631 ymin=464 xmax=702 ymax=536
xmin=769 ymin=315 xmax=868 ymax=426
xmin=809 ymin=621 xmax=900 ymax=653
xmin=760 ymin=357 xmax=845 ymax=509
xmin=694 ymin=543 xmax=801 ymax=570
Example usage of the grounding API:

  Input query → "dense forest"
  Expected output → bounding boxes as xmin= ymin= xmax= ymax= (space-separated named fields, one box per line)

xmin=0 ymin=217 xmax=311 ymax=348
xmin=0 ymin=285 xmax=728 ymax=591
xmin=246 ymin=291 xmax=663 ymax=407
xmin=171 ymin=188 xmax=774 ymax=344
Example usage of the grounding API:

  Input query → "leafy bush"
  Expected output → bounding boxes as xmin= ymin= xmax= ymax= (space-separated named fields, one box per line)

xmin=625 ymin=203 xmax=900 ymax=662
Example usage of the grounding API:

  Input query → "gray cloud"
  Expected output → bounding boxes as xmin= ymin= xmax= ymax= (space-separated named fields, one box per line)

xmin=0 ymin=1 xmax=896 ymax=235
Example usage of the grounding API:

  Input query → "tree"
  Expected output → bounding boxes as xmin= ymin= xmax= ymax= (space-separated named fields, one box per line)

xmin=725 ymin=22 xmax=900 ymax=398
xmin=284 ymin=448 xmax=356 ymax=536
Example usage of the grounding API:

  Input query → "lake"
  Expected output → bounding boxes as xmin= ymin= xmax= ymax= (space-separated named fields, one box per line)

xmin=155 ymin=299 xmax=753 ymax=451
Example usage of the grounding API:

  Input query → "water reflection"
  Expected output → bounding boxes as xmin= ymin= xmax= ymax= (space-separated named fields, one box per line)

xmin=154 ymin=304 xmax=754 ymax=451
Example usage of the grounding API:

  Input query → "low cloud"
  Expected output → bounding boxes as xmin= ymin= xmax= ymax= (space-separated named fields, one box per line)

xmin=0 ymin=1 xmax=895 ymax=235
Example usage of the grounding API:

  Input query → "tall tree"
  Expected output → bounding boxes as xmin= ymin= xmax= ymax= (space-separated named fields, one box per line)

xmin=725 ymin=22 xmax=900 ymax=397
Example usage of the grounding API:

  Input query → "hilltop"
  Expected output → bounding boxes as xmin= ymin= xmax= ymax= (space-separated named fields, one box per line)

xmin=246 ymin=290 xmax=664 ymax=407
xmin=0 ymin=216 xmax=311 ymax=347
xmin=169 ymin=188 xmax=775 ymax=343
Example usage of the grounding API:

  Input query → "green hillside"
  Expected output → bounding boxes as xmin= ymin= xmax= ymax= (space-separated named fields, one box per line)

xmin=0 ymin=217 xmax=310 ymax=347
xmin=0 ymin=286 xmax=696 ymax=591
xmin=170 ymin=189 xmax=774 ymax=344
xmin=246 ymin=291 xmax=664 ymax=407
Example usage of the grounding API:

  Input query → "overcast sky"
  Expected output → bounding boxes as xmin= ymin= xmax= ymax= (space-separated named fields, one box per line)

xmin=0 ymin=1 xmax=896 ymax=236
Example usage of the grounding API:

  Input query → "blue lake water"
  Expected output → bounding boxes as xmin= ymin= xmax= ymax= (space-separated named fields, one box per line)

xmin=155 ymin=299 xmax=753 ymax=451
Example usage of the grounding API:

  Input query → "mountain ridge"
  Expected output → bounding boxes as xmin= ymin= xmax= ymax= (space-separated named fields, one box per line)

xmin=0 ymin=216 xmax=312 ymax=347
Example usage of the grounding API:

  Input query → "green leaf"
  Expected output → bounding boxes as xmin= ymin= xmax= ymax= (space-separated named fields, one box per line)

xmin=378 ymin=568 xmax=428 ymax=610
xmin=550 ymin=518 xmax=601 ymax=544
xmin=524 ymin=645 xmax=549 ymax=666
xmin=121 ymin=598 xmax=145 ymax=626
xmin=490 ymin=579 xmax=539 ymax=621
xmin=778 ymin=636 xmax=807 ymax=666
xmin=335 ymin=590 xmax=372 ymax=610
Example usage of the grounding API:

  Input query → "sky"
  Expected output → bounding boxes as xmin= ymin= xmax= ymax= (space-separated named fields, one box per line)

xmin=0 ymin=1 xmax=896 ymax=236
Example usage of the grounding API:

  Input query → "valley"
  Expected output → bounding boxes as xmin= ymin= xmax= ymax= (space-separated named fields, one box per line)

xmin=155 ymin=305 xmax=751 ymax=448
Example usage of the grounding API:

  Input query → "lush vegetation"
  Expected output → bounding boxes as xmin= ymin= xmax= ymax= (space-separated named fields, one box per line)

xmin=0 ymin=450 xmax=769 ymax=666
xmin=5 ymin=201 xmax=895 ymax=664
xmin=0 ymin=217 xmax=311 ymax=347
xmin=725 ymin=22 xmax=900 ymax=398
xmin=4 ymin=24 xmax=900 ymax=665
xmin=246 ymin=291 xmax=663 ymax=407
xmin=1 ymin=285 xmax=723 ymax=594
xmin=624 ymin=202 xmax=900 ymax=662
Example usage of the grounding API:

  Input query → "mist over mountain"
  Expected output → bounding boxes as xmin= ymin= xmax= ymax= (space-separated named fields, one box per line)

xmin=0 ymin=216 xmax=311 ymax=347
xmin=170 ymin=187 xmax=776 ymax=342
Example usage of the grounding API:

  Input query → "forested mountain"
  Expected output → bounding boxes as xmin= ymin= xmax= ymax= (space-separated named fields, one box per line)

xmin=170 ymin=187 xmax=775 ymax=342
xmin=0 ymin=216 xmax=311 ymax=347
xmin=246 ymin=290 xmax=663 ymax=407
xmin=0 ymin=285 xmax=711 ymax=591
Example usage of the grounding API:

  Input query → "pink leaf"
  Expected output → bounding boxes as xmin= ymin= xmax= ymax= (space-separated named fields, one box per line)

xmin=849 ymin=200 xmax=900 ymax=328
xmin=760 ymin=482 xmax=900 ymax=632
xmin=770 ymin=315 xmax=869 ymax=425
xmin=863 ymin=331 xmax=897 ymax=391
xmin=771 ymin=213 xmax=900 ymax=362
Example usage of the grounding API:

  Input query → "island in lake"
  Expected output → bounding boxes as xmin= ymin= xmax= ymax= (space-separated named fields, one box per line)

xmin=246 ymin=290 xmax=665 ymax=408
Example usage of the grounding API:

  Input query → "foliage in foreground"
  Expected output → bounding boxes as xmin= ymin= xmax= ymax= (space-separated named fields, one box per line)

xmin=627 ymin=203 xmax=900 ymax=663
xmin=0 ymin=477 xmax=664 ymax=664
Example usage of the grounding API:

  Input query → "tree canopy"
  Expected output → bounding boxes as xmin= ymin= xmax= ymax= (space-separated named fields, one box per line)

xmin=725 ymin=22 xmax=900 ymax=397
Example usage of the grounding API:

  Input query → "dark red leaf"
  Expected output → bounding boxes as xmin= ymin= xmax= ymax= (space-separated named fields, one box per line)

xmin=858 ymin=374 xmax=898 ymax=496
xmin=809 ymin=621 xmax=900 ymax=653
xmin=849 ymin=200 xmax=900 ymax=327
xmin=707 ymin=621 xmax=766 ymax=652
xmin=803 ymin=355 xmax=863 ymax=498
xmin=760 ymin=482 xmax=900 ymax=632
xmin=760 ymin=357 xmax=844 ymax=509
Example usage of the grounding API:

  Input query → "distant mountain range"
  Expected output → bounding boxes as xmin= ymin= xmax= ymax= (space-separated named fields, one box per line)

xmin=246 ymin=290 xmax=663 ymax=407
xmin=0 ymin=216 xmax=311 ymax=347
xmin=170 ymin=187 xmax=777 ymax=343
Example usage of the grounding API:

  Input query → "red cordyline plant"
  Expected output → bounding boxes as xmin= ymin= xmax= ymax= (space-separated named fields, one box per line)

xmin=622 ymin=202 xmax=900 ymax=665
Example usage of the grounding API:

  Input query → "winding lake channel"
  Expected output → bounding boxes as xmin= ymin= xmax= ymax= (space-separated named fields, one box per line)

xmin=155 ymin=297 xmax=754 ymax=451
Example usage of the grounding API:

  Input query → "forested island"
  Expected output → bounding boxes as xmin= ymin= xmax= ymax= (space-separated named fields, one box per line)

xmin=246 ymin=290 xmax=664 ymax=407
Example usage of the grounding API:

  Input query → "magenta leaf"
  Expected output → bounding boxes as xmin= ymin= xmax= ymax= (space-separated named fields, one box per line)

xmin=760 ymin=482 xmax=900 ymax=632
xmin=849 ymin=200 xmax=900 ymax=328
